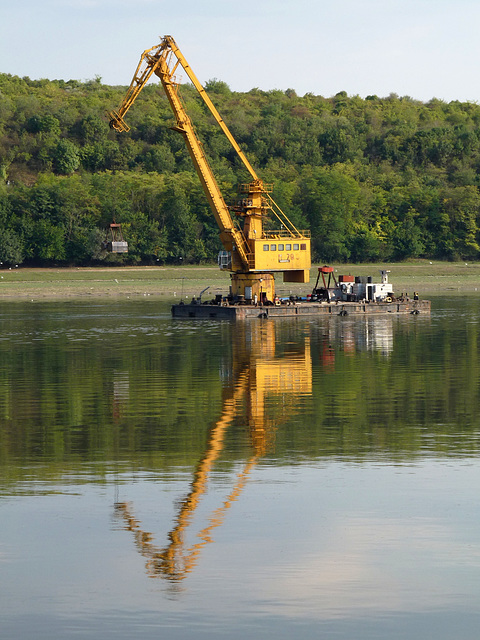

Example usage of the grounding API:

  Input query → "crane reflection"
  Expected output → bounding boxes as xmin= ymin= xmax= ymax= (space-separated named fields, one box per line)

xmin=114 ymin=320 xmax=312 ymax=586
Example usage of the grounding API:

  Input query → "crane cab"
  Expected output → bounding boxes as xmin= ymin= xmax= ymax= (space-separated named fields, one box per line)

xmin=252 ymin=235 xmax=311 ymax=282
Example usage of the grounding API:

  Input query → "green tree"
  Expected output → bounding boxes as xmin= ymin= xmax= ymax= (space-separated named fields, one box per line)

xmin=391 ymin=208 xmax=425 ymax=259
xmin=161 ymin=177 xmax=207 ymax=263
xmin=76 ymin=114 xmax=109 ymax=145
xmin=53 ymin=140 xmax=80 ymax=175
xmin=0 ymin=227 xmax=23 ymax=264
xmin=297 ymin=165 xmax=362 ymax=262
xmin=440 ymin=186 xmax=480 ymax=259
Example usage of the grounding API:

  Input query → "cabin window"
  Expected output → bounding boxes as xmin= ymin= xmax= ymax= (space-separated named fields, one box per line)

xmin=278 ymin=244 xmax=284 ymax=251
xmin=293 ymin=243 xmax=299 ymax=251
xmin=263 ymin=244 xmax=269 ymax=251
xmin=270 ymin=244 xmax=277 ymax=251
xmin=286 ymin=244 xmax=292 ymax=251
xmin=300 ymin=243 xmax=306 ymax=250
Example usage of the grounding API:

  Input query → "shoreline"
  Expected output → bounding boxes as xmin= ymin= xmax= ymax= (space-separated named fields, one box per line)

xmin=0 ymin=262 xmax=479 ymax=301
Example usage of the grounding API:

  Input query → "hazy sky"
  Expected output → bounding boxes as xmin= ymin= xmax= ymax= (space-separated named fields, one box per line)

xmin=2 ymin=0 xmax=480 ymax=102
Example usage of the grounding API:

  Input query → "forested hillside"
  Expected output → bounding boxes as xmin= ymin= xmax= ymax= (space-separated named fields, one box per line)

xmin=1 ymin=72 xmax=480 ymax=266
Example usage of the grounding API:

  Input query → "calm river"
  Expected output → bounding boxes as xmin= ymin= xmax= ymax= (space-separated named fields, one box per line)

xmin=2 ymin=296 xmax=480 ymax=639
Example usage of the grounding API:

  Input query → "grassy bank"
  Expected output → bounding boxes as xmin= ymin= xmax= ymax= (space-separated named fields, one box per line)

xmin=0 ymin=261 xmax=479 ymax=301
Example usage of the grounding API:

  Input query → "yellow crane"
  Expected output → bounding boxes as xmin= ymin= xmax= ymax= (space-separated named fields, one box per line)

xmin=108 ymin=35 xmax=311 ymax=303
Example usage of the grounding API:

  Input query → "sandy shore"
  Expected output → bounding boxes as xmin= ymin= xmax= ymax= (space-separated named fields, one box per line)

xmin=0 ymin=262 xmax=479 ymax=301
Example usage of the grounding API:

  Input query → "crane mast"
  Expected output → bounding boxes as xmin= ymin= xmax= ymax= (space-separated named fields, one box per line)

xmin=108 ymin=36 xmax=311 ymax=303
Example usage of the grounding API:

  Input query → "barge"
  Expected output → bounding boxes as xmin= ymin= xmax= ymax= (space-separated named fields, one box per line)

xmin=172 ymin=298 xmax=430 ymax=319
xmin=172 ymin=267 xmax=431 ymax=319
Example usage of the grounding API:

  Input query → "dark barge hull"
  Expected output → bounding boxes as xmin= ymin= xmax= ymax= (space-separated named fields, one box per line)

xmin=172 ymin=299 xmax=431 ymax=319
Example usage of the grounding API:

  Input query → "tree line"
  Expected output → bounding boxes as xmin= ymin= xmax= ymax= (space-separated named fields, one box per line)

xmin=1 ymin=72 xmax=480 ymax=266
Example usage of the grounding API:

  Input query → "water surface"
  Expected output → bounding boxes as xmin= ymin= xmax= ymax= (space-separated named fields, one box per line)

xmin=2 ymin=296 xmax=480 ymax=639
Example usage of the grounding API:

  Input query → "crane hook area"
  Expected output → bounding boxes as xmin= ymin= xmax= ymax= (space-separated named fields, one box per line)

xmin=107 ymin=110 xmax=130 ymax=133
xmin=102 ymin=223 xmax=128 ymax=254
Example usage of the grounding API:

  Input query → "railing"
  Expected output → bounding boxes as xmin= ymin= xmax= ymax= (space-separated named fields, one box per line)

xmin=262 ymin=229 xmax=311 ymax=239
xmin=239 ymin=182 xmax=273 ymax=193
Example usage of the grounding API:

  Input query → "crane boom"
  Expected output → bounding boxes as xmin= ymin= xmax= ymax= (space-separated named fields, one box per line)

xmin=164 ymin=37 xmax=259 ymax=182
xmin=109 ymin=38 xmax=250 ymax=271
xmin=108 ymin=36 xmax=311 ymax=303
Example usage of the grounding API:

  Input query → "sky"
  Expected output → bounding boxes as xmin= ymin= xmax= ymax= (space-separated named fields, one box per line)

xmin=2 ymin=0 xmax=480 ymax=102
